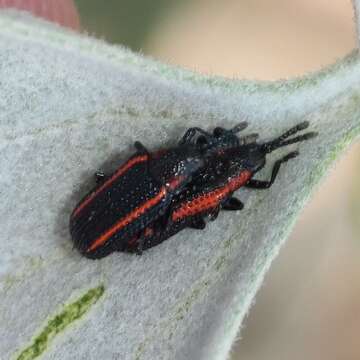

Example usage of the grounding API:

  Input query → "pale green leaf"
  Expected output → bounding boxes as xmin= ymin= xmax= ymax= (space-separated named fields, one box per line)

xmin=0 ymin=7 xmax=359 ymax=360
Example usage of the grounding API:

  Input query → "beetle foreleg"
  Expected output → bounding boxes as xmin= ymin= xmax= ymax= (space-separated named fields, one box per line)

xmin=94 ymin=171 xmax=108 ymax=184
xmin=222 ymin=197 xmax=244 ymax=210
xmin=190 ymin=216 xmax=206 ymax=229
xmin=213 ymin=122 xmax=248 ymax=138
xmin=179 ymin=128 xmax=199 ymax=145
xmin=208 ymin=206 xmax=220 ymax=221
xmin=246 ymin=151 xmax=299 ymax=189
xmin=180 ymin=127 xmax=214 ymax=145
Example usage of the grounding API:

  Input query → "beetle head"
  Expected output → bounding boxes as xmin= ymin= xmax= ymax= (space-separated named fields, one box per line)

xmin=226 ymin=121 xmax=317 ymax=174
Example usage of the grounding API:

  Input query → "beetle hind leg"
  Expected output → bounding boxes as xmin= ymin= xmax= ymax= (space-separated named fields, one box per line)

xmin=208 ymin=206 xmax=220 ymax=221
xmin=222 ymin=197 xmax=244 ymax=211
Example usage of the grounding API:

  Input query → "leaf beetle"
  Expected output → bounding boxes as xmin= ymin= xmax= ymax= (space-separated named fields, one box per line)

xmin=69 ymin=126 xmax=239 ymax=259
xmin=123 ymin=121 xmax=317 ymax=254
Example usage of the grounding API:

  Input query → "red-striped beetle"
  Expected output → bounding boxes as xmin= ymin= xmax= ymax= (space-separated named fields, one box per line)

xmin=124 ymin=122 xmax=317 ymax=254
xmin=69 ymin=125 xmax=247 ymax=259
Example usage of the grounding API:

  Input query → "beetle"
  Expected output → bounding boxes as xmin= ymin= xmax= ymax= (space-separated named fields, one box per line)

xmin=70 ymin=124 xmax=249 ymax=259
xmin=123 ymin=121 xmax=317 ymax=254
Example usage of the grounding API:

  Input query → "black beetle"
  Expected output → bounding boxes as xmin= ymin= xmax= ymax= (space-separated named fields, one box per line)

xmin=69 ymin=125 xmax=247 ymax=259
xmin=123 ymin=121 xmax=317 ymax=254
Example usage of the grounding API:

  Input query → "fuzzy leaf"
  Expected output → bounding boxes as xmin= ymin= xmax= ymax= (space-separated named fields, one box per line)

xmin=0 ymin=9 xmax=359 ymax=360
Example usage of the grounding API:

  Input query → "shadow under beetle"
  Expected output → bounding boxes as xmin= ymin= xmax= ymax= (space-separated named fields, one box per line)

xmin=70 ymin=121 xmax=317 ymax=259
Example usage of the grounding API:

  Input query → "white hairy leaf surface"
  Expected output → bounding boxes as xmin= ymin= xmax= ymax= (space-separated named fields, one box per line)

xmin=0 ymin=7 xmax=359 ymax=360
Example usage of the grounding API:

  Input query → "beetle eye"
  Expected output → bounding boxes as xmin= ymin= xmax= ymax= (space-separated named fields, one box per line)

xmin=213 ymin=127 xmax=225 ymax=137
xmin=196 ymin=135 xmax=208 ymax=146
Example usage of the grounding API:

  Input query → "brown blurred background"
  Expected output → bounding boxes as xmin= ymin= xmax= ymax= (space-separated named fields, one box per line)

xmin=77 ymin=1 xmax=360 ymax=359
xmin=15 ymin=0 xmax=359 ymax=358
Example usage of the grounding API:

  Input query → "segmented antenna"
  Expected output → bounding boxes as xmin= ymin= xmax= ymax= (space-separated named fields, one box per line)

xmin=262 ymin=121 xmax=317 ymax=154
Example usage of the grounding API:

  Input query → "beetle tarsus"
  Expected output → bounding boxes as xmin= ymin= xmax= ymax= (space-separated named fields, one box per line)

xmin=135 ymin=240 xmax=144 ymax=255
xmin=95 ymin=171 xmax=108 ymax=184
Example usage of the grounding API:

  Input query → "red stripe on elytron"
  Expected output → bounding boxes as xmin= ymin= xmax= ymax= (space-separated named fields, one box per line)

xmin=172 ymin=170 xmax=252 ymax=222
xmin=72 ymin=154 xmax=149 ymax=218
xmin=87 ymin=187 xmax=167 ymax=252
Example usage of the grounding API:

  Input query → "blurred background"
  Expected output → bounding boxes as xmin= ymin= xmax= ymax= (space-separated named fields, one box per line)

xmin=76 ymin=1 xmax=360 ymax=359
xmin=9 ymin=0 xmax=360 ymax=358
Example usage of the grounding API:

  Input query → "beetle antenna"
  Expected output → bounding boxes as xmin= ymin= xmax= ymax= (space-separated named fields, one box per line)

xmin=277 ymin=121 xmax=309 ymax=140
xmin=263 ymin=122 xmax=317 ymax=153
xmin=276 ymin=132 xmax=317 ymax=148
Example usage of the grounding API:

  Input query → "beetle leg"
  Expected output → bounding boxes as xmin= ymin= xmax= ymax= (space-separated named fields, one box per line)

xmin=190 ymin=216 xmax=206 ymax=229
xmin=132 ymin=226 xmax=156 ymax=255
xmin=153 ymin=204 xmax=174 ymax=230
xmin=179 ymin=127 xmax=213 ymax=145
xmin=94 ymin=171 xmax=108 ymax=184
xmin=222 ymin=197 xmax=244 ymax=211
xmin=179 ymin=127 xmax=210 ymax=144
xmin=135 ymin=237 xmax=144 ymax=255
xmin=214 ymin=122 xmax=248 ymax=138
xmin=179 ymin=128 xmax=198 ymax=144
xmin=208 ymin=206 xmax=220 ymax=221
xmin=213 ymin=122 xmax=248 ymax=138
xmin=246 ymin=151 xmax=299 ymax=189
xmin=134 ymin=141 xmax=150 ymax=155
